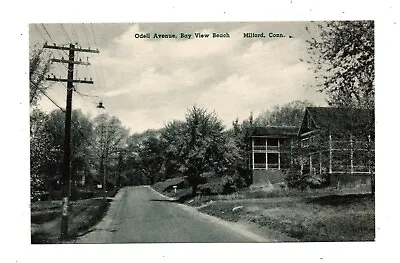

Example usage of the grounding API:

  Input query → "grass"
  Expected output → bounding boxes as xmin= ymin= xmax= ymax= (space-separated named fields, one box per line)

xmin=35 ymin=187 xmax=120 ymax=201
xmin=31 ymin=198 xmax=110 ymax=244
xmin=199 ymin=193 xmax=375 ymax=242
xmin=152 ymin=177 xmax=187 ymax=193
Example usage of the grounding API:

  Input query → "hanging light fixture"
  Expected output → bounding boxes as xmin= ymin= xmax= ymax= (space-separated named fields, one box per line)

xmin=96 ymin=101 xmax=105 ymax=109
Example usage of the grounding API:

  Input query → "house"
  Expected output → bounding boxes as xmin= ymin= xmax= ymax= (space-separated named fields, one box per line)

xmin=298 ymin=107 xmax=375 ymax=186
xmin=250 ymin=126 xmax=298 ymax=184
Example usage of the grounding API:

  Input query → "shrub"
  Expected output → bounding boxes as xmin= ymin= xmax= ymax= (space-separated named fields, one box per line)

xmin=222 ymin=175 xmax=237 ymax=194
xmin=285 ymin=165 xmax=326 ymax=190
xmin=236 ymin=167 xmax=253 ymax=187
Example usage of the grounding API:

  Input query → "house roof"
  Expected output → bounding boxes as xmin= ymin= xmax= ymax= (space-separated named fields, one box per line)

xmin=251 ymin=126 xmax=299 ymax=137
xmin=301 ymin=107 xmax=375 ymax=135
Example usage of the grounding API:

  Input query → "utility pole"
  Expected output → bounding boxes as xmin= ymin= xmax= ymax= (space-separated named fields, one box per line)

xmin=44 ymin=43 xmax=99 ymax=240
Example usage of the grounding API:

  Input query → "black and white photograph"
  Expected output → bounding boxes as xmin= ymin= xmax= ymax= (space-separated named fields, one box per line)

xmin=28 ymin=20 xmax=376 ymax=244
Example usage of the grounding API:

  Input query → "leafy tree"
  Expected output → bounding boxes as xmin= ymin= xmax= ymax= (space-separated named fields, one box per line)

xmin=306 ymin=21 xmax=374 ymax=108
xmin=230 ymin=113 xmax=256 ymax=186
xmin=35 ymin=109 xmax=94 ymax=199
xmin=137 ymin=136 xmax=165 ymax=184
xmin=255 ymin=100 xmax=314 ymax=127
xmin=160 ymin=120 xmax=187 ymax=179
xmin=182 ymin=106 xmax=240 ymax=196
xmin=92 ymin=113 xmax=128 ymax=198
xmin=30 ymin=46 xmax=52 ymax=107
xmin=30 ymin=109 xmax=60 ymax=199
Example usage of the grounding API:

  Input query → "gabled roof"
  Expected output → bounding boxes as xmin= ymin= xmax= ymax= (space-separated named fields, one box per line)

xmin=299 ymin=107 xmax=375 ymax=135
xmin=252 ymin=126 xmax=299 ymax=137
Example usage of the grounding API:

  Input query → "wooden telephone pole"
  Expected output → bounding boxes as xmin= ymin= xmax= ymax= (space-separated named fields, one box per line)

xmin=44 ymin=43 xmax=99 ymax=240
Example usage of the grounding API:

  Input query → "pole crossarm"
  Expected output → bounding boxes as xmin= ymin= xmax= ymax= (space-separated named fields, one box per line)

xmin=46 ymin=77 xmax=94 ymax=84
xmin=51 ymin=58 xmax=90 ymax=66
xmin=44 ymin=43 xmax=99 ymax=53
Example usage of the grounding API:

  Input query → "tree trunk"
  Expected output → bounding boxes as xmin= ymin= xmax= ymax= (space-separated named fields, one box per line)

xmin=371 ymin=172 xmax=375 ymax=195
xmin=191 ymin=184 xmax=198 ymax=197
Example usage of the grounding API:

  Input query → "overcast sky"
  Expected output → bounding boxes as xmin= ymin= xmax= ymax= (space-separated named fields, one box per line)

xmin=30 ymin=22 xmax=327 ymax=134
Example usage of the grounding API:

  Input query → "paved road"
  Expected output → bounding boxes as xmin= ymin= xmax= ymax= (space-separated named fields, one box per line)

xmin=77 ymin=186 xmax=267 ymax=243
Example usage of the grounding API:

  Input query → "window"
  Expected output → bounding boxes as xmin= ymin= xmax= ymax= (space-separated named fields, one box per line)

xmin=253 ymin=137 xmax=266 ymax=151
xmin=267 ymin=138 xmax=279 ymax=146
xmin=254 ymin=153 xmax=266 ymax=164
xmin=254 ymin=137 xmax=266 ymax=146
xmin=267 ymin=153 xmax=279 ymax=169
xmin=253 ymin=153 xmax=266 ymax=169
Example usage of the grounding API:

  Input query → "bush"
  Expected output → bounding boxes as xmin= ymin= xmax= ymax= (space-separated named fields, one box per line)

xmin=222 ymin=176 xmax=237 ymax=194
xmin=236 ymin=167 xmax=252 ymax=187
xmin=285 ymin=166 xmax=326 ymax=190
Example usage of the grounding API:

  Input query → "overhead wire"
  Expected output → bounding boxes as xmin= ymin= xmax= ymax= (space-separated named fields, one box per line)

xmin=59 ymin=24 xmax=72 ymax=44
xmin=32 ymin=25 xmax=69 ymax=104
xmin=32 ymin=24 xmax=111 ymax=153
xmin=89 ymin=23 xmax=107 ymax=109
xmin=35 ymin=23 xmax=106 ymax=119
xmin=37 ymin=24 xmax=99 ymax=113
xmin=70 ymin=24 xmax=79 ymax=44
xmin=31 ymin=80 xmax=100 ymax=151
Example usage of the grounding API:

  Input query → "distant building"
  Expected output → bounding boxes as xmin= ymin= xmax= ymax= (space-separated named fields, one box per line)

xmin=250 ymin=126 xmax=298 ymax=184
xmin=249 ymin=107 xmax=375 ymax=187
xmin=298 ymin=107 xmax=375 ymax=186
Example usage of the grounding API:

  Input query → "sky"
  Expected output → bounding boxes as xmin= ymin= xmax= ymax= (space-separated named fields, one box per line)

xmin=30 ymin=22 xmax=327 ymax=134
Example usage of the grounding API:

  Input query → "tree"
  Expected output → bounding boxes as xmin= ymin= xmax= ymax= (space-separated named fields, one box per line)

xmin=306 ymin=21 xmax=374 ymax=108
xmin=255 ymin=100 xmax=314 ymax=127
xmin=34 ymin=109 xmax=94 ymax=199
xmin=30 ymin=46 xmax=52 ymax=107
xmin=137 ymin=136 xmax=165 ymax=184
xmin=30 ymin=109 xmax=60 ymax=199
xmin=230 ymin=113 xmax=256 ymax=186
xmin=182 ymin=106 xmax=240 ymax=196
xmin=92 ymin=113 xmax=128 ymax=199
xmin=160 ymin=120 xmax=187 ymax=179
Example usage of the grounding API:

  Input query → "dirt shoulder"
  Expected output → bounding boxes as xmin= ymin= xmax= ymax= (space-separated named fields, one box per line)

xmin=198 ymin=193 xmax=375 ymax=242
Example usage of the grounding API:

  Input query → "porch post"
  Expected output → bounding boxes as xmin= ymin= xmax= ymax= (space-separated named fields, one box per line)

xmin=329 ymin=132 xmax=332 ymax=174
xmin=290 ymin=140 xmax=293 ymax=166
xmin=350 ymin=133 xmax=354 ymax=174
xmin=319 ymin=151 xmax=322 ymax=174
xmin=368 ymin=134 xmax=371 ymax=174
xmin=251 ymin=138 xmax=254 ymax=170
xmin=278 ymin=138 xmax=281 ymax=170
xmin=265 ymin=137 xmax=268 ymax=170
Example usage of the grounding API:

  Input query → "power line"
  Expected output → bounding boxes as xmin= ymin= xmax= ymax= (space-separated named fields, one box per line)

xmin=33 ymin=81 xmax=65 ymax=112
xmin=70 ymin=24 xmax=79 ymax=44
xmin=35 ymin=25 xmax=103 ymax=112
xmin=41 ymin=24 xmax=56 ymax=44
xmin=82 ymin=23 xmax=91 ymax=48
xmin=90 ymin=24 xmax=107 ymax=98
xmin=59 ymin=23 xmax=72 ymax=44
xmin=90 ymin=23 xmax=99 ymax=48
xmin=34 ymin=24 xmax=46 ymax=44
xmin=36 ymin=24 xmax=69 ymax=67
xmin=33 ymin=25 xmax=104 ymax=115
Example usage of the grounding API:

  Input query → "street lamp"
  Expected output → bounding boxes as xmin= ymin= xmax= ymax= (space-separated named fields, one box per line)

xmin=96 ymin=101 xmax=105 ymax=109
xmin=96 ymin=101 xmax=107 ymax=202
